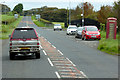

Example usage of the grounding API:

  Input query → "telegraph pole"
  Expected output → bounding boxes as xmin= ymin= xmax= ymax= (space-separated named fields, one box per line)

xmin=81 ymin=1 xmax=84 ymax=27
xmin=69 ymin=0 xmax=71 ymax=25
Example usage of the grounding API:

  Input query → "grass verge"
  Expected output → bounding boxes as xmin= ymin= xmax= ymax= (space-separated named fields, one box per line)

xmin=0 ymin=16 xmax=23 ymax=39
xmin=31 ymin=16 xmax=46 ymax=27
xmin=98 ymin=31 xmax=118 ymax=55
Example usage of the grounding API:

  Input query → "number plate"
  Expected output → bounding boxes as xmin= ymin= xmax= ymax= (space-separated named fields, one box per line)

xmin=91 ymin=36 xmax=96 ymax=38
xmin=20 ymin=47 xmax=30 ymax=49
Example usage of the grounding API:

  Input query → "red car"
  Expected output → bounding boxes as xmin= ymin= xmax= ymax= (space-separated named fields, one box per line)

xmin=82 ymin=26 xmax=101 ymax=40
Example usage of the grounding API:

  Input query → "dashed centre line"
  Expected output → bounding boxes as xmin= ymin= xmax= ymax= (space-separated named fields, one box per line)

xmin=55 ymin=71 xmax=61 ymax=78
xmin=58 ymin=50 xmax=63 ymax=55
xmin=47 ymin=58 xmax=54 ymax=66
xmin=43 ymin=50 xmax=47 ymax=55
xmin=40 ymin=36 xmax=88 ymax=79
xmin=52 ymin=45 xmax=56 ymax=48
xmin=66 ymin=58 xmax=76 ymax=66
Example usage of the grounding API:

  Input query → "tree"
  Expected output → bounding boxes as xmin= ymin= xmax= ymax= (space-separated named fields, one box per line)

xmin=113 ymin=1 xmax=120 ymax=28
xmin=97 ymin=5 xmax=113 ymax=24
xmin=13 ymin=3 xmax=23 ymax=14
xmin=83 ymin=2 xmax=94 ymax=18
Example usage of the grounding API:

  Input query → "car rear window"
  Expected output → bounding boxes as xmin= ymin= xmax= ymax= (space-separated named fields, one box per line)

xmin=54 ymin=24 xmax=61 ymax=26
xmin=12 ymin=28 xmax=37 ymax=39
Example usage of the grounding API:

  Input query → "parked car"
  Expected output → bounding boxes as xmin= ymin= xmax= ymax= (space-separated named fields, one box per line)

xmin=54 ymin=24 xmax=62 ymax=31
xmin=66 ymin=25 xmax=77 ymax=35
xmin=82 ymin=26 xmax=101 ymax=40
xmin=9 ymin=27 xmax=41 ymax=60
xmin=75 ymin=27 xmax=83 ymax=38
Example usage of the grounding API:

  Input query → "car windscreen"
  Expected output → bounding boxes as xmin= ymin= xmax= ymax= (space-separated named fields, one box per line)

xmin=54 ymin=24 xmax=61 ymax=26
xmin=12 ymin=29 xmax=37 ymax=39
xmin=86 ymin=27 xmax=98 ymax=31
xmin=69 ymin=27 xmax=77 ymax=29
xmin=77 ymin=28 xmax=83 ymax=31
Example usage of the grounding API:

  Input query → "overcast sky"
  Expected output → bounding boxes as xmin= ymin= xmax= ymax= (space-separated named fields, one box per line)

xmin=0 ymin=0 xmax=118 ymax=11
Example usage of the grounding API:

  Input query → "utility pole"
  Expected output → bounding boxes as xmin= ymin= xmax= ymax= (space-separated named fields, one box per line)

xmin=67 ymin=7 xmax=69 ymax=26
xmin=81 ymin=1 xmax=84 ymax=27
xmin=69 ymin=0 xmax=71 ymax=25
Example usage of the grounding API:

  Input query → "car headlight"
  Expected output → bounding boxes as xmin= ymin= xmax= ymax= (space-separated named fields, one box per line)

xmin=86 ymin=33 xmax=89 ymax=35
xmin=98 ymin=32 xmax=100 ymax=35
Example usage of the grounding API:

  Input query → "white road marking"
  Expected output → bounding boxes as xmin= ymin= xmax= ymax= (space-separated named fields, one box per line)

xmin=43 ymin=50 xmax=47 ymax=55
xmin=48 ymin=41 xmax=51 ymax=44
xmin=40 ymin=45 xmax=43 ymax=49
xmin=55 ymin=71 xmax=61 ymax=78
xmin=52 ymin=45 xmax=56 ymax=48
xmin=66 ymin=58 xmax=76 ymax=66
xmin=47 ymin=58 xmax=54 ymax=66
xmin=80 ymin=71 xmax=88 ymax=78
xmin=58 ymin=50 xmax=63 ymax=55
xmin=45 ymin=38 xmax=47 ymax=41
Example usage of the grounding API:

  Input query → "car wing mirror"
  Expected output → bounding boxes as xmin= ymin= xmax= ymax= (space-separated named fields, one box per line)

xmin=9 ymin=35 xmax=11 ymax=38
xmin=98 ymin=30 xmax=101 ymax=31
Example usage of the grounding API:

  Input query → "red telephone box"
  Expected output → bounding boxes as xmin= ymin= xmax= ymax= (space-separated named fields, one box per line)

xmin=106 ymin=18 xmax=117 ymax=39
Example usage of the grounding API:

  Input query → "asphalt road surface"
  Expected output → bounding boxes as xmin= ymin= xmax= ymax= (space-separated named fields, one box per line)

xmin=2 ymin=16 xmax=118 ymax=79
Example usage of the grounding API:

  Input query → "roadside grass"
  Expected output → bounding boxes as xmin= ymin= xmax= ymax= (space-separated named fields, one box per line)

xmin=31 ymin=16 xmax=46 ymax=27
xmin=98 ymin=31 xmax=118 ymax=55
xmin=31 ymin=16 xmax=65 ymax=28
xmin=0 ymin=16 xmax=23 ymax=39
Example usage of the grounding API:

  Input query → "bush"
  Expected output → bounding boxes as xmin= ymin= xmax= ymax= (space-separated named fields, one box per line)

xmin=2 ymin=25 xmax=8 ymax=33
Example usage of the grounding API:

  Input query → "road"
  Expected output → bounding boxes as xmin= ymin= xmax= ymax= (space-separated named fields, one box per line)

xmin=2 ymin=16 xmax=118 ymax=79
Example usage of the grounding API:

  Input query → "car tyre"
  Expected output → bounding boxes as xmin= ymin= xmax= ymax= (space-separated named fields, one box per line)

xmin=9 ymin=52 xmax=15 ymax=60
xmin=98 ymin=38 xmax=101 ymax=40
xmin=36 ymin=52 xmax=40 ymax=59
xmin=54 ymin=29 xmax=55 ymax=31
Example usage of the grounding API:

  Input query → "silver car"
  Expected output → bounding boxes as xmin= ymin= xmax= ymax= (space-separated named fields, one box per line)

xmin=75 ymin=27 xmax=83 ymax=38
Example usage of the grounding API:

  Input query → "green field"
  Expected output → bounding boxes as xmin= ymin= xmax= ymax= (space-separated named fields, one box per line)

xmin=0 ymin=15 xmax=23 ymax=39
xmin=98 ymin=31 xmax=118 ymax=55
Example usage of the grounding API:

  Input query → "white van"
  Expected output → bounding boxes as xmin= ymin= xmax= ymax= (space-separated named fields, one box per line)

xmin=54 ymin=24 xmax=62 ymax=31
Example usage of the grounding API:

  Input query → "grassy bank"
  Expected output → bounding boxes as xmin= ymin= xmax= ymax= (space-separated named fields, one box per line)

xmin=31 ymin=16 xmax=65 ymax=28
xmin=98 ymin=31 xmax=118 ymax=55
xmin=0 ymin=16 xmax=23 ymax=39
xmin=31 ymin=16 xmax=46 ymax=27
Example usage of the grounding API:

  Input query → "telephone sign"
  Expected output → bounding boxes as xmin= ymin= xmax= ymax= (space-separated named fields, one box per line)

xmin=106 ymin=18 xmax=117 ymax=39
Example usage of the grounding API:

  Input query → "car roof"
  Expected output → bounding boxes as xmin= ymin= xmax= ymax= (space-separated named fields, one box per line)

xmin=68 ymin=25 xmax=77 ymax=27
xmin=78 ymin=27 xmax=83 ymax=29
xmin=84 ymin=26 xmax=97 ymax=28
